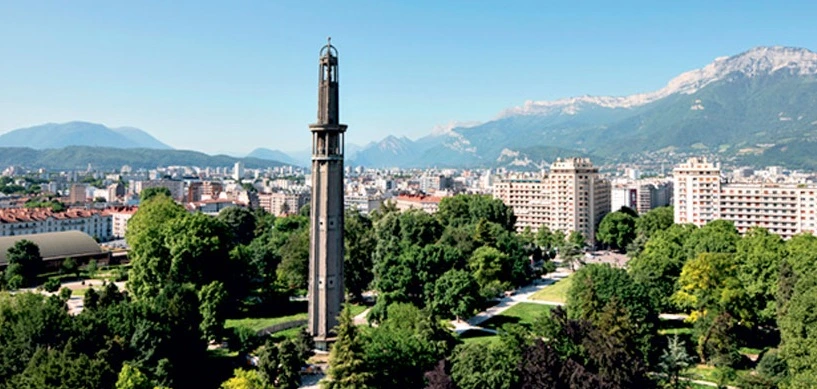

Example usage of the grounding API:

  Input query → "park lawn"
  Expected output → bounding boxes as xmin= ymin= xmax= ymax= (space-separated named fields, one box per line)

xmin=72 ymin=287 xmax=95 ymax=297
xmin=529 ymin=275 xmax=573 ymax=303
xmin=225 ymin=313 xmax=308 ymax=333
xmin=481 ymin=302 xmax=551 ymax=331
xmin=225 ymin=304 xmax=367 ymax=333
xmin=458 ymin=329 xmax=500 ymax=346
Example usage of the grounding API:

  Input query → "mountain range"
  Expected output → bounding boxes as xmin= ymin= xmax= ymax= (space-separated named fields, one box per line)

xmin=0 ymin=122 xmax=173 ymax=150
xmin=6 ymin=46 xmax=817 ymax=170
xmin=352 ymin=46 xmax=817 ymax=170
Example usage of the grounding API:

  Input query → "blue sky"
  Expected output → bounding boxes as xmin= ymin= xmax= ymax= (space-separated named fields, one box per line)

xmin=2 ymin=1 xmax=817 ymax=154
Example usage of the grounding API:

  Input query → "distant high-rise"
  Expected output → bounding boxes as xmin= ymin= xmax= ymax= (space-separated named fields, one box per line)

xmin=233 ymin=161 xmax=244 ymax=181
xmin=307 ymin=38 xmax=346 ymax=350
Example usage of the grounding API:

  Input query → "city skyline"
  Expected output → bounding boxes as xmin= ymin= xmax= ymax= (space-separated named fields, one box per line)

xmin=3 ymin=1 xmax=817 ymax=154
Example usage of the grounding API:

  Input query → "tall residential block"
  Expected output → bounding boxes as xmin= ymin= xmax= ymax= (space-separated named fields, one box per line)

xmin=494 ymin=158 xmax=610 ymax=244
xmin=673 ymin=157 xmax=817 ymax=239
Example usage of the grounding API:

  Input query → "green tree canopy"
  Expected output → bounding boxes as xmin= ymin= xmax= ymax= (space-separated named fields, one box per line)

xmin=597 ymin=211 xmax=637 ymax=251
xmin=5 ymin=239 xmax=43 ymax=287
xmin=635 ymin=206 xmax=674 ymax=239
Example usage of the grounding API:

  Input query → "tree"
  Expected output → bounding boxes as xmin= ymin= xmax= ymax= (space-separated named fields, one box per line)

xmin=277 ymin=228 xmax=310 ymax=291
xmin=85 ymin=259 xmax=98 ymax=278
xmin=345 ymin=209 xmax=376 ymax=301
xmin=126 ymin=195 xmax=187 ymax=299
xmin=566 ymin=264 xmax=658 ymax=359
xmin=115 ymin=363 xmax=153 ymax=389
xmin=683 ymin=219 xmax=739 ymax=259
xmin=363 ymin=303 xmax=455 ymax=388
xmin=43 ymin=278 xmax=61 ymax=292
xmin=779 ymin=270 xmax=817 ymax=386
xmin=635 ymin=206 xmax=674 ymax=239
xmin=597 ymin=211 xmax=637 ymax=251
xmin=567 ymin=230 xmax=586 ymax=249
xmin=431 ymin=269 xmax=480 ymax=320
xmin=218 ymin=206 xmax=257 ymax=246
xmin=61 ymin=257 xmax=79 ymax=278
xmin=140 ymin=187 xmax=172 ymax=202
xmin=220 ymin=369 xmax=266 ymax=389
xmin=276 ymin=340 xmax=302 ymax=389
xmin=450 ymin=341 xmax=518 ymax=389
xmin=5 ymin=239 xmax=43 ymax=287
xmin=198 ymin=281 xmax=228 ymax=342
xmin=468 ymin=246 xmax=509 ymax=298
xmin=628 ymin=224 xmax=695 ymax=311
xmin=257 ymin=339 xmax=280 ymax=386
xmin=734 ymin=227 xmax=784 ymax=326
xmin=323 ymin=305 xmax=373 ymax=389
xmin=658 ymin=335 xmax=694 ymax=389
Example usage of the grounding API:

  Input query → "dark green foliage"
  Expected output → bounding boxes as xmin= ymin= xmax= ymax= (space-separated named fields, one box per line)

xmin=61 ymin=257 xmax=79 ymax=278
xmin=4 ymin=239 xmax=43 ymax=287
xmin=43 ymin=278 xmax=61 ymax=293
xmin=257 ymin=338 xmax=302 ymax=389
xmin=198 ymin=281 xmax=228 ymax=341
xmin=323 ymin=305 xmax=373 ymax=389
xmin=628 ymin=224 xmax=695 ymax=311
xmin=431 ymin=269 xmax=480 ymax=320
xmin=635 ymin=206 xmax=674 ymax=239
xmin=735 ymin=227 xmax=784 ymax=326
xmin=683 ymin=219 xmax=739 ymax=259
xmin=567 ymin=264 xmax=658 ymax=359
xmin=344 ymin=209 xmax=376 ymax=301
xmin=363 ymin=304 xmax=456 ymax=388
xmin=218 ymin=206 xmax=257 ymax=246
xmin=597 ymin=210 xmax=637 ymax=251
xmin=437 ymin=194 xmax=516 ymax=231
xmin=139 ymin=187 xmax=172 ymax=202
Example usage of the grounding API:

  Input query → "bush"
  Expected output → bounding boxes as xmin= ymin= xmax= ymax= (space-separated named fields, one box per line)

xmin=228 ymin=326 xmax=262 ymax=355
xmin=43 ymin=278 xmax=61 ymax=293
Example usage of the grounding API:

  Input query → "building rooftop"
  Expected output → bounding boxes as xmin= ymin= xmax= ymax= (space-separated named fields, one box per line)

xmin=0 ymin=231 xmax=102 ymax=265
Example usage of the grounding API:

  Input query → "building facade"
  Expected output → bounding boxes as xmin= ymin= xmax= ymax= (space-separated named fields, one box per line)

xmin=133 ymin=179 xmax=185 ymax=202
xmin=0 ymin=208 xmax=112 ymax=241
xmin=611 ymin=179 xmax=673 ymax=214
xmin=673 ymin=157 xmax=817 ymax=239
xmin=258 ymin=191 xmax=310 ymax=216
xmin=494 ymin=158 xmax=611 ymax=244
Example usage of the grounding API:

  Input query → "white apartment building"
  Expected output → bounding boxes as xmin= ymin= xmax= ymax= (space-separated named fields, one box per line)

xmin=103 ymin=206 xmax=137 ymax=239
xmin=0 ymin=208 xmax=112 ymax=241
xmin=674 ymin=157 xmax=722 ymax=225
xmin=673 ymin=157 xmax=817 ymax=239
xmin=494 ymin=158 xmax=611 ymax=244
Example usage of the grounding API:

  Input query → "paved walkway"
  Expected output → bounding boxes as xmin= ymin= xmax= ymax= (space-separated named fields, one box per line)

xmin=451 ymin=271 xmax=571 ymax=335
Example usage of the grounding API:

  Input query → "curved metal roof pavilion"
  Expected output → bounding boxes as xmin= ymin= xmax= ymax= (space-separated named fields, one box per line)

xmin=0 ymin=231 xmax=102 ymax=265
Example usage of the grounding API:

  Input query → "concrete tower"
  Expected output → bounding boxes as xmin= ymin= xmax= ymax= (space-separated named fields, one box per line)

xmin=307 ymin=38 xmax=346 ymax=350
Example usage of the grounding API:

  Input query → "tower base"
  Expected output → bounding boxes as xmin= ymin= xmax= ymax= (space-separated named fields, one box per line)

xmin=314 ymin=336 xmax=337 ymax=352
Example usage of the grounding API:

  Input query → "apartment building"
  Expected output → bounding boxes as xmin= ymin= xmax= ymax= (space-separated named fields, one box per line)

xmin=673 ymin=157 xmax=817 ymax=239
xmin=69 ymin=184 xmax=87 ymax=204
xmin=0 ymin=208 xmax=112 ymax=241
xmin=611 ymin=179 xmax=673 ymax=214
xmin=493 ymin=158 xmax=611 ymax=244
xmin=258 ymin=191 xmax=310 ymax=216
xmin=674 ymin=157 xmax=722 ymax=225
xmin=103 ymin=206 xmax=137 ymax=239
xmin=133 ymin=179 xmax=185 ymax=202
xmin=392 ymin=194 xmax=443 ymax=214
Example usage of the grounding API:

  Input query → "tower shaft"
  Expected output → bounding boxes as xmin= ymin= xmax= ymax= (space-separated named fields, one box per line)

xmin=308 ymin=39 xmax=346 ymax=350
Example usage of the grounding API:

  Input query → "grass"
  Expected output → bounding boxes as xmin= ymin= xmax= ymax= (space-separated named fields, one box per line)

xmin=224 ymin=303 xmax=367 ymax=334
xmin=481 ymin=302 xmax=551 ymax=331
xmin=269 ymin=325 xmax=307 ymax=342
xmin=529 ymin=275 xmax=573 ymax=303
xmin=225 ymin=312 xmax=308 ymax=333
xmin=72 ymin=287 xmax=95 ymax=297
xmin=458 ymin=329 xmax=500 ymax=346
